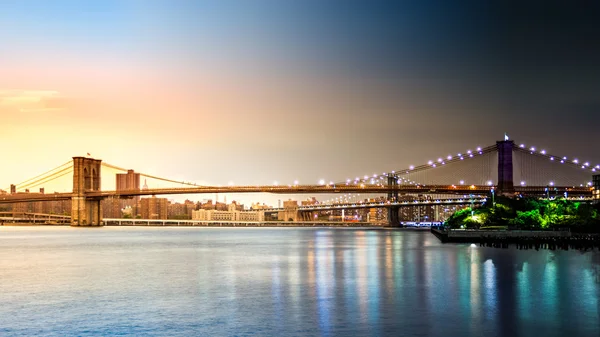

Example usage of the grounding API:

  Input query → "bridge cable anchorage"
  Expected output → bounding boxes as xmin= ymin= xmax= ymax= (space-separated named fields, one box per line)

xmin=102 ymin=162 xmax=201 ymax=187
xmin=8 ymin=160 xmax=73 ymax=191
xmin=16 ymin=167 xmax=74 ymax=192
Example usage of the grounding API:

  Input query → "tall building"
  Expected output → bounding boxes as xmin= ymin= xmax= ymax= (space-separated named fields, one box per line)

xmin=105 ymin=170 xmax=141 ymax=218
xmin=140 ymin=196 xmax=168 ymax=219
xmin=116 ymin=170 xmax=140 ymax=191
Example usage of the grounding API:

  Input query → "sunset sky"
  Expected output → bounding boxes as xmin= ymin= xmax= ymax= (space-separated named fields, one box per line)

xmin=1 ymin=1 xmax=599 ymax=204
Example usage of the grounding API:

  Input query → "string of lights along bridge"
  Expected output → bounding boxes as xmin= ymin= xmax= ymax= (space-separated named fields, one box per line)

xmin=1 ymin=139 xmax=597 ymax=226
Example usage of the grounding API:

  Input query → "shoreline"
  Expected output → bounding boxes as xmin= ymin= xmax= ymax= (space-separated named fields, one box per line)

xmin=431 ymin=228 xmax=600 ymax=251
xmin=1 ymin=222 xmax=431 ymax=229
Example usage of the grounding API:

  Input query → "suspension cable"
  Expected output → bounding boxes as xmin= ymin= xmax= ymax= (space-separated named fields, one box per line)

xmin=102 ymin=162 xmax=200 ymax=187
xmin=16 ymin=168 xmax=73 ymax=192
xmin=13 ymin=160 xmax=73 ymax=188
xmin=17 ymin=166 xmax=74 ymax=191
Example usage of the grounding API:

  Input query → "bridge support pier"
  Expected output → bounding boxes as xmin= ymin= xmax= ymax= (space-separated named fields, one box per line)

xmin=387 ymin=175 xmax=402 ymax=227
xmin=497 ymin=140 xmax=515 ymax=195
xmin=72 ymin=197 xmax=102 ymax=226
xmin=71 ymin=157 xmax=103 ymax=226
xmin=387 ymin=206 xmax=401 ymax=227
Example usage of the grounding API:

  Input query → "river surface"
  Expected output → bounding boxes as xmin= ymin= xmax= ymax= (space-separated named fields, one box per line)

xmin=0 ymin=227 xmax=599 ymax=337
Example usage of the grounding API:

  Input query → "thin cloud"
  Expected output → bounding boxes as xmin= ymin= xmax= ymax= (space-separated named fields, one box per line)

xmin=0 ymin=90 xmax=69 ymax=112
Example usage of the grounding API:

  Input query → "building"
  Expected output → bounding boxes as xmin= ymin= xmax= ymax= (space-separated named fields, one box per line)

xmin=168 ymin=200 xmax=196 ymax=219
xmin=102 ymin=197 xmax=122 ymax=218
xmin=116 ymin=170 xmax=140 ymax=191
xmin=278 ymin=200 xmax=299 ymax=221
xmin=200 ymin=200 xmax=228 ymax=211
xmin=140 ymin=196 xmax=168 ymax=219
xmin=251 ymin=203 xmax=272 ymax=210
xmin=102 ymin=169 xmax=141 ymax=219
xmin=192 ymin=203 xmax=265 ymax=222
xmin=594 ymin=174 xmax=600 ymax=201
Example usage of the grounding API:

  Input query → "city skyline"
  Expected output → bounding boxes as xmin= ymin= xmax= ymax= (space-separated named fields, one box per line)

xmin=2 ymin=1 xmax=599 ymax=207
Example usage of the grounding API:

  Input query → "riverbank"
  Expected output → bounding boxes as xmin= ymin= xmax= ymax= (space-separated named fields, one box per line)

xmin=431 ymin=228 xmax=600 ymax=251
xmin=0 ymin=222 xmax=65 ymax=226
xmin=1 ymin=221 xmax=392 ymax=228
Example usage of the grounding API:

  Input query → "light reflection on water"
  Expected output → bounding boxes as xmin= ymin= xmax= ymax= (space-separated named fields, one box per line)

xmin=0 ymin=226 xmax=599 ymax=337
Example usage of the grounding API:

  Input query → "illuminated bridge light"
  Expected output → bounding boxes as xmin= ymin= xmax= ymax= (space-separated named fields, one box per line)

xmin=438 ymin=158 xmax=443 ymax=163
xmin=530 ymin=147 xmax=536 ymax=152
xmin=573 ymin=159 xmax=579 ymax=164
xmin=409 ymin=166 xmax=414 ymax=170
xmin=467 ymin=150 xmax=472 ymax=154
xmin=541 ymin=150 xmax=546 ymax=154
xmin=476 ymin=147 xmax=482 ymax=151
xmin=428 ymin=160 xmax=433 ymax=165
xmin=460 ymin=157 xmax=464 ymax=160
xmin=563 ymin=156 xmax=567 ymax=160
xmin=447 ymin=155 xmax=452 ymax=160
xmin=584 ymin=162 xmax=589 ymax=167
xmin=560 ymin=160 xmax=565 ymax=164
xmin=469 ymin=154 xmax=473 ymax=158
xmin=520 ymin=181 xmax=526 ymax=186
xmin=550 ymin=157 xmax=554 ymax=161
xmin=520 ymin=144 xmax=526 ymax=148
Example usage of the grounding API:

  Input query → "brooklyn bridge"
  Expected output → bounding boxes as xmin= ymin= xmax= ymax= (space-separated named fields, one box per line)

xmin=1 ymin=139 xmax=598 ymax=226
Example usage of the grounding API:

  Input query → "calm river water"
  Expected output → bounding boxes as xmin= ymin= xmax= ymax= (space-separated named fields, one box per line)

xmin=0 ymin=227 xmax=599 ymax=336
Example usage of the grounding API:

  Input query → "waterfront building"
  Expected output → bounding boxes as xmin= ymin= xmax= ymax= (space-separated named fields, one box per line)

xmin=168 ymin=200 xmax=196 ymax=219
xmin=140 ymin=196 xmax=168 ymax=219
xmin=192 ymin=202 xmax=265 ymax=221
xmin=278 ymin=200 xmax=299 ymax=221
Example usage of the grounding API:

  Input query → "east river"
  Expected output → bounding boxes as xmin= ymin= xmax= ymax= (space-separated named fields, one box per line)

xmin=1 ymin=227 xmax=599 ymax=336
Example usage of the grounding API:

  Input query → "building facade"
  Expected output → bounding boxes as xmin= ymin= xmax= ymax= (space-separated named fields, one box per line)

xmin=140 ymin=196 xmax=168 ymax=219
xmin=192 ymin=203 xmax=265 ymax=222
xmin=594 ymin=174 xmax=600 ymax=201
